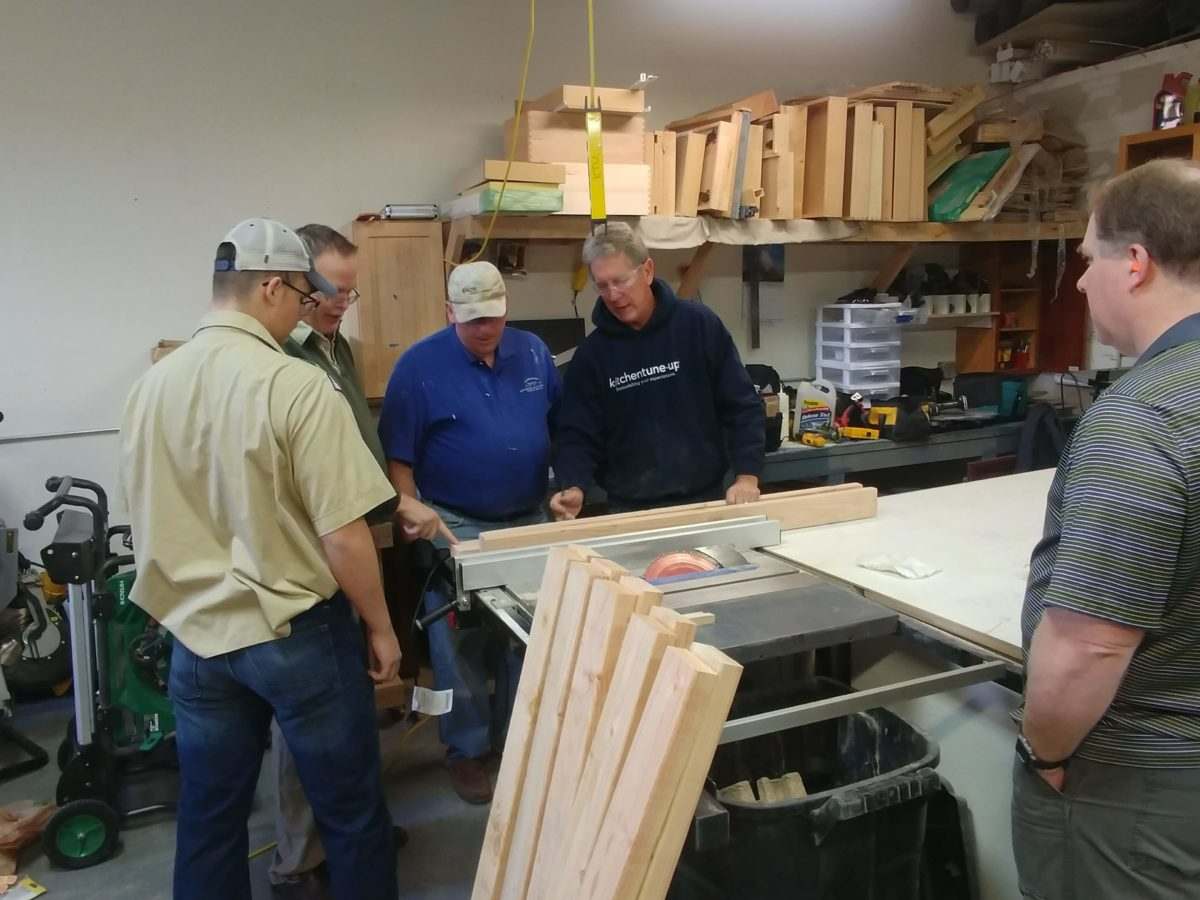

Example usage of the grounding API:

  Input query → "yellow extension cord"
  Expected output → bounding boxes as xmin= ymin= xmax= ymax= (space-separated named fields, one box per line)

xmin=448 ymin=0 xmax=537 ymax=267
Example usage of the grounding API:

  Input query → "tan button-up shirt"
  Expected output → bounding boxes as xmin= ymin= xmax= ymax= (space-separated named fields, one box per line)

xmin=120 ymin=309 xmax=396 ymax=658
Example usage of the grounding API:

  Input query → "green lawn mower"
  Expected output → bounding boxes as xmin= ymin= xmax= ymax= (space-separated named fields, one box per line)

xmin=25 ymin=476 xmax=178 ymax=870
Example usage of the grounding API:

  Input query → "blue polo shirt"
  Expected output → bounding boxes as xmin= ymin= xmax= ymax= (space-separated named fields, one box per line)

xmin=378 ymin=325 xmax=560 ymax=520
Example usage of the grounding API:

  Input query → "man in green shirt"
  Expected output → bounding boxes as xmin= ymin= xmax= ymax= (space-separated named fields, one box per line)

xmin=272 ymin=224 xmax=448 ymax=898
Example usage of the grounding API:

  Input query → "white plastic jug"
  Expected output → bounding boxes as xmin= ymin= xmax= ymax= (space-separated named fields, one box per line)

xmin=793 ymin=378 xmax=837 ymax=437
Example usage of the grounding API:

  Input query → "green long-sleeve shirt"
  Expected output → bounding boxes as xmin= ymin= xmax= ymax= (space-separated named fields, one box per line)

xmin=283 ymin=321 xmax=387 ymax=473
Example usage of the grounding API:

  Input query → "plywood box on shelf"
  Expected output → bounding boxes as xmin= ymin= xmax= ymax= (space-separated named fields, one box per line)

xmin=675 ymin=132 xmax=706 ymax=217
xmin=471 ymin=160 xmax=567 ymax=186
xmin=759 ymin=106 xmax=807 ymax=220
xmin=504 ymin=110 xmax=646 ymax=164
xmin=844 ymin=102 xmax=874 ymax=220
xmin=557 ymin=162 xmax=651 ymax=216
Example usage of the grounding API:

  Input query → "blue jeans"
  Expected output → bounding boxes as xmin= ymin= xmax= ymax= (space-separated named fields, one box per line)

xmin=169 ymin=596 xmax=397 ymax=900
xmin=425 ymin=504 xmax=544 ymax=761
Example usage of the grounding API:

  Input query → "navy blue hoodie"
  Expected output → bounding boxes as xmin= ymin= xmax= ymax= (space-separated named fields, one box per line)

xmin=554 ymin=278 xmax=765 ymax=506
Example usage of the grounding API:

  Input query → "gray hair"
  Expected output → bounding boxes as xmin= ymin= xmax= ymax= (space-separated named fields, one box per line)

xmin=581 ymin=222 xmax=650 ymax=268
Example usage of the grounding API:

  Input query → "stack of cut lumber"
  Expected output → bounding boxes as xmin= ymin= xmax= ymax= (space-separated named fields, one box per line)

xmin=470 ymin=545 xmax=743 ymax=900
xmin=922 ymin=85 xmax=988 ymax=195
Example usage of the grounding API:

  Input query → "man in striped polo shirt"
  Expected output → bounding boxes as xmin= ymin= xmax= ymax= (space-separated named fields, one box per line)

xmin=1013 ymin=159 xmax=1200 ymax=899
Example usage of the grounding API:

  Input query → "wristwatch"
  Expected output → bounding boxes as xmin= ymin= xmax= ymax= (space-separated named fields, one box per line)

xmin=1016 ymin=733 xmax=1071 ymax=770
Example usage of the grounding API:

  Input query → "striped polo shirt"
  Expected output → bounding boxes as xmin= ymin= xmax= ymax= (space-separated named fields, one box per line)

xmin=1022 ymin=312 xmax=1200 ymax=768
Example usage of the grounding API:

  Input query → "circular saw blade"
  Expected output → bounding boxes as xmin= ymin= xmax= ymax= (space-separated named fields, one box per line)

xmin=643 ymin=550 xmax=720 ymax=582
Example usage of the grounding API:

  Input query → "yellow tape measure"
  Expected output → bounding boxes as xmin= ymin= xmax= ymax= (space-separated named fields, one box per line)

xmin=585 ymin=100 xmax=607 ymax=228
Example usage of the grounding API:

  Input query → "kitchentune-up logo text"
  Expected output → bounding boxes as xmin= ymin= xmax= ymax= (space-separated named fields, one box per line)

xmin=608 ymin=360 xmax=682 ymax=391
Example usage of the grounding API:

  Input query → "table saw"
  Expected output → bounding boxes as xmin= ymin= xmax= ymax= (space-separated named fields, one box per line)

xmin=452 ymin=511 xmax=1015 ymax=744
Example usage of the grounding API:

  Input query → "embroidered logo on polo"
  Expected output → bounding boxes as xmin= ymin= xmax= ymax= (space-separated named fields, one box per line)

xmin=520 ymin=376 xmax=545 ymax=394
xmin=608 ymin=360 xmax=681 ymax=392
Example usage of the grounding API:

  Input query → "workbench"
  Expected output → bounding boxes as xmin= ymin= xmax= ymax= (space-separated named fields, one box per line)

xmin=762 ymin=420 xmax=1033 ymax=486
xmin=771 ymin=469 xmax=1056 ymax=900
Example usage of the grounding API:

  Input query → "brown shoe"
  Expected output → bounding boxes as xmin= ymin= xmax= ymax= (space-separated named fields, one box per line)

xmin=447 ymin=757 xmax=493 ymax=804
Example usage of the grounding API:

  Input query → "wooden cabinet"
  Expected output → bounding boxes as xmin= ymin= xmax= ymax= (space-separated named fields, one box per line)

xmin=957 ymin=240 xmax=1088 ymax=374
xmin=350 ymin=219 xmax=447 ymax=399
xmin=1118 ymin=124 xmax=1200 ymax=173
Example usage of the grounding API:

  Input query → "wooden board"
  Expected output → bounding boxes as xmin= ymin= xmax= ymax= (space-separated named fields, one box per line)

xmin=472 ymin=545 xmax=593 ymax=900
xmin=476 ymin=160 xmax=566 ymax=185
xmin=844 ymin=102 xmax=874 ymax=220
xmin=496 ymin=558 xmax=602 ymax=900
xmin=644 ymin=131 xmax=677 ymax=216
xmin=674 ymin=132 xmax=706 ymax=217
xmin=475 ymin=483 xmax=868 ymax=552
xmin=910 ymin=108 xmax=927 ymax=222
xmin=636 ymin=644 xmax=742 ymax=900
xmin=578 ymin=647 xmax=718 ymax=900
xmin=927 ymin=143 xmax=971 ymax=188
xmin=666 ymin=89 xmax=779 ymax=133
xmin=801 ymin=97 xmax=849 ymax=219
xmin=743 ymin=123 xmax=765 ymax=210
xmin=760 ymin=151 xmax=794 ymax=219
xmin=892 ymin=101 xmax=914 ymax=221
xmin=927 ymin=85 xmax=985 ymax=140
xmin=876 ymin=107 xmax=896 ymax=220
xmin=697 ymin=120 xmax=739 ymax=215
xmin=927 ymin=114 xmax=975 ymax=159
xmin=479 ymin=488 xmax=877 ymax=553
xmin=550 ymin=613 xmax=673 ymax=897
xmin=868 ymin=121 xmax=885 ymax=222
xmin=648 ymin=606 xmax=699 ymax=648
xmin=527 ymin=577 xmax=637 ymax=900
xmin=503 ymin=110 xmax=645 ymax=164
xmin=526 ymin=84 xmax=645 ymax=115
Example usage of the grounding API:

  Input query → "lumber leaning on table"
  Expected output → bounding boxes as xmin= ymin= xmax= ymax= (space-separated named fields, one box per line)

xmin=635 ymin=643 xmax=742 ymax=900
xmin=577 ymin=647 xmax=722 ymax=900
xmin=472 ymin=545 xmax=594 ymax=900
xmin=526 ymin=578 xmax=638 ymax=899
xmin=498 ymin=558 xmax=626 ymax=900
xmin=475 ymin=483 xmax=876 ymax=552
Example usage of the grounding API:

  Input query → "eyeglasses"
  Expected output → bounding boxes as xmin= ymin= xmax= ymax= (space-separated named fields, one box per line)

xmin=594 ymin=264 xmax=644 ymax=296
xmin=329 ymin=288 xmax=361 ymax=306
xmin=268 ymin=279 xmax=321 ymax=309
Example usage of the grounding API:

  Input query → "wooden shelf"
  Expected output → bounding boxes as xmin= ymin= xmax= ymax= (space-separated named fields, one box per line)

xmin=905 ymin=313 xmax=999 ymax=332
xmin=444 ymin=215 xmax=1084 ymax=247
xmin=1000 ymin=327 xmax=1038 ymax=333
xmin=1000 ymin=287 xmax=1039 ymax=294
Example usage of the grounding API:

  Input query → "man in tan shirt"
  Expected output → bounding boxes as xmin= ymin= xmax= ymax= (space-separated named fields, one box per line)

xmin=120 ymin=218 xmax=400 ymax=900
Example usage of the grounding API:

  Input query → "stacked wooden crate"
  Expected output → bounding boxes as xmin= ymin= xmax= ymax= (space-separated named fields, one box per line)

xmin=502 ymin=84 xmax=652 ymax=216
xmin=470 ymin=545 xmax=743 ymax=900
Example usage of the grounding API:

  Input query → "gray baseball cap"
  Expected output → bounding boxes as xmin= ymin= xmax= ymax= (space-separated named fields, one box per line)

xmin=447 ymin=261 xmax=507 ymax=322
xmin=215 ymin=218 xmax=337 ymax=296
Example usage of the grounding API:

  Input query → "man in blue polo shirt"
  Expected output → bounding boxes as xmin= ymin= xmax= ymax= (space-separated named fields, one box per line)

xmin=378 ymin=261 xmax=558 ymax=804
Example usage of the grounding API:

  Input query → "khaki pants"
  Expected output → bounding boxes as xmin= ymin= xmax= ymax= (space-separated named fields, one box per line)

xmin=1012 ymin=756 xmax=1200 ymax=899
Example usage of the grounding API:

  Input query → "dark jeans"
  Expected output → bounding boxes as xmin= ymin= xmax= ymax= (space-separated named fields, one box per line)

xmin=169 ymin=596 xmax=397 ymax=900
xmin=1012 ymin=756 xmax=1200 ymax=899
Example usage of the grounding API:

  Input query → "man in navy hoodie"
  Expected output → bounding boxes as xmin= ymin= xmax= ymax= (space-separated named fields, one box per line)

xmin=550 ymin=222 xmax=764 ymax=519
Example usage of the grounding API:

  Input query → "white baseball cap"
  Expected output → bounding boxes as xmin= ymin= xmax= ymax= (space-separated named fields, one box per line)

xmin=214 ymin=218 xmax=337 ymax=296
xmin=447 ymin=261 xmax=507 ymax=322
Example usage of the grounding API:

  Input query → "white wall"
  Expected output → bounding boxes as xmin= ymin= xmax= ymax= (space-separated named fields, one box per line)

xmin=1 ymin=0 xmax=985 ymax=553
xmin=1012 ymin=37 xmax=1200 ymax=371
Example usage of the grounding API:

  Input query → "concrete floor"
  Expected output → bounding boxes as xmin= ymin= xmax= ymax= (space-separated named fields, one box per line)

xmin=0 ymin=696 xmax=487 ymax=899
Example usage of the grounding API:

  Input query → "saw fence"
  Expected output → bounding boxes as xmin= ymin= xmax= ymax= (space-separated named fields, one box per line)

xmin=470 ymin=544 xmax=743 ymax=900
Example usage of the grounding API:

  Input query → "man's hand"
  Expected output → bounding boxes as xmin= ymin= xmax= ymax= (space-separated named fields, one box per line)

xmin=725 ymin=475 xmax=761 ymax=505
xmin=550 ymin=487 xmax=585 ymax=521
xmin=366 ymin=626 xmax=402 ymax=683
xmin=1037 ymin=766 xmax=1066 ymax=793
xmin=397 ymin=495 xmax=456 ymax=544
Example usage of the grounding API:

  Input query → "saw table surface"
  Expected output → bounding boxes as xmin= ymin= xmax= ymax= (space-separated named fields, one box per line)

xmin=771 ymin=469 xmax=1055 ymax=660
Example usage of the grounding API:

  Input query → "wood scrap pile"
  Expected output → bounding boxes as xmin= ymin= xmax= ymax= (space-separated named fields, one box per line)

xmin=470 ymin=545 xmax=743 ymax=900
xmin=927 ymin=92 xmax=1090 ymax=224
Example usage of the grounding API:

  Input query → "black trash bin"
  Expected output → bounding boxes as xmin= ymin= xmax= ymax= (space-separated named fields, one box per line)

xmin=670 ymin=678 xmax=941 ymax=900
